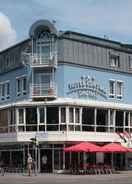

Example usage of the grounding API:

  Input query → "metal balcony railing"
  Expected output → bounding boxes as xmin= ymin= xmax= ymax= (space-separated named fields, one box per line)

xmin=21 ymin=52 xmax=57 ymax=68
xmin=31 ymin=85 xmax=57 ymax=97
xmin=31 ymin=53 xmax=57 ymax=67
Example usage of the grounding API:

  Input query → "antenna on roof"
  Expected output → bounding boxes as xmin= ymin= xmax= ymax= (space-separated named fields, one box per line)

xmin=52 ymin=20 xmax=56 ymax=25
xmin=104 ymin=35 xmax=109 ymax=40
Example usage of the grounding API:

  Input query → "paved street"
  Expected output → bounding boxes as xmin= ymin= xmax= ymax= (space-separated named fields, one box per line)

xmin=0 ymin=172 xmax=132 ymax=184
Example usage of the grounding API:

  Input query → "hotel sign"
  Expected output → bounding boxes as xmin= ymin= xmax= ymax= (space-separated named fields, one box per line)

xmin=67 ymin=76 xmax=107 ymax=99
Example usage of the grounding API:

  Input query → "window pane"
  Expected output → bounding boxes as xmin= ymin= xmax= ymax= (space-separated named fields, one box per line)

xmin=75 ymin=108 xmax=80 ymax=124
xmin=125 ymin=112 xmax=129 ymax=126
xmin=109 ymin=80 xmax=115 ymax=97
xmin=110 ymin=55 xmax=120 ymax=67
xmin=39 ymin=107 xmax=45 ymax=123
xmin=69 ymin=108 xmax=74 ymax=123
xmin=18 ymin=109 xmax=24 ymax=124
xmin=130 ymin=113 xmax=132 ymax=127
xmin=23 ymin=78 xmax=27 ymax=91
xmin=26 ymin=108 xmax=37 ymax=124
xmin=61 ymin=108 xmax=66 ymax=123
xmin=17 ymin=79 xmax=21 ymax=93
xmin=6 ymin=83 xmax=10 ymax=96
xmin=2 ymin=84 xmax=5 ymax=97
xmin=9 ymin=109 xmax=15 ymax=125
xmin=110 ymin=110 xmax=114 ymax=126
xmin=117 ymin=81 xmax=123 ymax=96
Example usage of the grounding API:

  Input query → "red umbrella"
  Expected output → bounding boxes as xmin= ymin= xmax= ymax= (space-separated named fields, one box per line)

xmin=98 ymin=143 xmax=128 ymax=153
xmin=64 ymin=142 xmax=100 ymax=152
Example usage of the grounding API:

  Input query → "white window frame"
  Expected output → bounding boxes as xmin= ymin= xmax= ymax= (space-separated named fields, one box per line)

xmin=0 ymin=80 xmax=10 ymax=100
xmin=16 ymin=78 xmax=22 ymax=96
xmin=0 ymin=82 xmax=5 ymax=100
xmin=109 ymin=79 xmax=115 ymax=98
xmin=22 ymin=77 xmax=27 ymax=94
xmin=59 ymin=107 xmax=66 ymax=124
xmin=5 ymin=81 xmax=10 ymax=99
xmin=129 ymin=56 xmax=132 ymax=69
xmin=38 ymin=106 xmax=45 ymax=125
xmin=116 ymin=80 xmax=124 ymax=99
xmin=69 ymin=107 xmax=74 ymax=124
xmin=16 ymin=75 xmax=27 ymax=96
xmin=109 ymin=54 xmax=120 ymax=68
xmin=75 ymin=108 xmax=81 ymax=125
xmin=17 ymin=108 xmax=25 ymax=125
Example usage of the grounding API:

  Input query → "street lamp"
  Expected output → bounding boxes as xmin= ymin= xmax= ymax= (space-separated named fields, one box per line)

xmin=30 ymin=136 xmax=39 ymax=175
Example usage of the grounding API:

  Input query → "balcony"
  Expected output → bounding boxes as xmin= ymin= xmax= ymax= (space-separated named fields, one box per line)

xmin=30 ymin=54 xmax=57 ymax=68
xmin=21 ymin=52 xmax=57 ymax=68
xmin=31 ymin=84 xmax=57 ymax=98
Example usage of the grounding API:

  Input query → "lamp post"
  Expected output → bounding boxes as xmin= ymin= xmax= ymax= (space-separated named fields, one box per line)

xmin=30 ymin=136 xmax=39 ymax=175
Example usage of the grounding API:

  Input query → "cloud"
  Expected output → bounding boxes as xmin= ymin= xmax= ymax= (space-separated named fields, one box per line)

xmin=0 ymin=12 xmax=16 ymax=51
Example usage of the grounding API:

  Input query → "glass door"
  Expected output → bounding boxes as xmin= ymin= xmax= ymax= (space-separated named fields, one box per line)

xmin=35 ymin=73 xmax=51 ymax=96
xmin=36 ymin=43 xmax=50 ymax=65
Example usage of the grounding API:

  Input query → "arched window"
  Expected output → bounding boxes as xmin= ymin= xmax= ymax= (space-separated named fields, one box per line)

xmin=36 ymin=31 xmax=52 ymax=63
xmin=37 ymin=31 xmax=51 ymax=41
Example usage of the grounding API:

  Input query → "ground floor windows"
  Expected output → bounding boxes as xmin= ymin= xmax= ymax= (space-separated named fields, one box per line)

xmin=0 ymin=144 xmax=127 ymax=173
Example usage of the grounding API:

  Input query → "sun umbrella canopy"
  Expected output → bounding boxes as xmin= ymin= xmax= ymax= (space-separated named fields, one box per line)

xmin=98 ymin=143 xmax=128 ymax=153
xmin=64 ymin=142 xmax=100 ymax=152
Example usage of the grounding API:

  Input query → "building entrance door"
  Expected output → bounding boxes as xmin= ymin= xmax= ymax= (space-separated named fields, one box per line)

xmin=40 ymin=149 xmax=52 ymax=173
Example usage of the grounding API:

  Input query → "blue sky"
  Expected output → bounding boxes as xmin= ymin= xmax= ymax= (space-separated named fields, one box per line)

xmin=0 ymin=0 xmax=132 ymax=50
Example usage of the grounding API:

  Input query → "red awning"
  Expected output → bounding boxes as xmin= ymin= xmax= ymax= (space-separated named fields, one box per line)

xmin=64 ymin=142 xmax=101 ymax=152
xmin=98 ymin=143 xmax=128 ymax=153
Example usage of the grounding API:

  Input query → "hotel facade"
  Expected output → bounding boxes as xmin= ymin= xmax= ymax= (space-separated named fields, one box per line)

xmin=0 ymin=20 xmax=132 ymax=172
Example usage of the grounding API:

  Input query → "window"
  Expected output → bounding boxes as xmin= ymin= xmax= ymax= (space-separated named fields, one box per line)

xmin=16 ymin=76 xmax=27 ymax=96
xmin=16 ymin=78 xmax=21 ymax=95
xmin=1 ymin=84 xmax=5 ymax=100
xmin=130 ymin=113 xmax=132 ymax=127
xmin=60 ymin=107 xmax=66 ymax=123
xmin=22 ymin=77 xmax=27 ymax=94
xmin=109 ymin=54 xmax=120 ymax=68
xmin=39 ymin=107 xmax=45 ymax=124
xmin=75 ymin=108 xmax=80 ymax=124
xmin=5 ymin=82 xmax=10 ymax=98
xmin=8 ymin=109 xmax=15 ymax=125
xmin=110 ymin=110 xmax=115 ymax=126
xmin=129 ymin=56 xmax=132 ymax=69
xmin=69 ymin=108 xmax=74 ymax=123
xmin=26 ymin=108 xmax=37 ymax=124
xmin=109 ymin=80 xmax=124 ymax=99
xmin=18 ymin=108 xmax=24 ymax=124
xmin=0 ymin=85 xmax=2 ymax=99
xmin=0 ymin=81 xmax=10 ymax=100
xmin=116 ymin=81 xmax=123 ymax=99
xmin=109 ymin=80 xmax=115 ymax=98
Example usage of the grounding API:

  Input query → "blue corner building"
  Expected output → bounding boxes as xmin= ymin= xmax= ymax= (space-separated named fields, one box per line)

xmin=0 ymin=20 xmax=132 ymax=172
